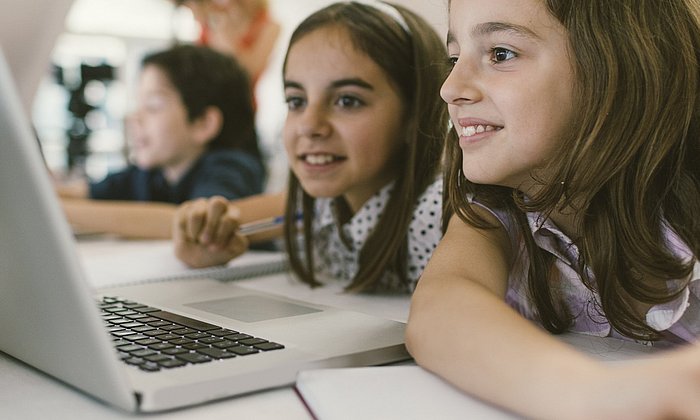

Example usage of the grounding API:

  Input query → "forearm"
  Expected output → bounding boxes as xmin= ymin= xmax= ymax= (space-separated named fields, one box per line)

xmin=407 ymin=278 xmax=603 ymax=418
xmin=406 ymin=214 xmax=603 ymax=419
xmin=61 ymin=198 xmax=176 ymax=239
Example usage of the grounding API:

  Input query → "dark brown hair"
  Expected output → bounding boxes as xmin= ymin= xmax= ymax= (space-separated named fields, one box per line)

xmin=444 ymin=0 xmax=700 ymax=339
xmin=142 ymin=44 xmax=262 ymax=159
xmin=282 ymin=1 xmax=449 ymax=292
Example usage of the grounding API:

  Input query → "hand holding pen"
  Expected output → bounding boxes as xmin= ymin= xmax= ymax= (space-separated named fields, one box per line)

xmin=173 ymin=195 xmax=251 ymax=268
xmin=173 ymin=193 xmax=288 ymax=268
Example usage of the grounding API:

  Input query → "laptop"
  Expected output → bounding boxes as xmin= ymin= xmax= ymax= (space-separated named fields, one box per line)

xmin=0 ymin=48 xmax=409 ymax=412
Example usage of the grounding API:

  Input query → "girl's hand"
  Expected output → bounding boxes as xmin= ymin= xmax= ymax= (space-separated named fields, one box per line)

xmin=581 ymin=342 xmax=700 ymax=420
xmin=173 ymin=196 xmax=249 ymax=268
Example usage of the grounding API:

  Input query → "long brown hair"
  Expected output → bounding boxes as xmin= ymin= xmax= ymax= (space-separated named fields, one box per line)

xmin=282 ymin=2 xmax=449 ymax=292
xmin=445 ymin=0 xmax=700 ymax=339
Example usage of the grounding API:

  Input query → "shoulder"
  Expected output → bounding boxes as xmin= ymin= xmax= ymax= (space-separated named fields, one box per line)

xmin=91 ymin=165 xmax=149 ymax=187
xmin=451 ymin=199 xmax=519 ymax=270
xmin=195 ymin=150 xmax=266 ymax=181
xmin=201 ymin=149 xmax=261 ymax=164
xmin=89 ymin=165 xmax=148 ymax=200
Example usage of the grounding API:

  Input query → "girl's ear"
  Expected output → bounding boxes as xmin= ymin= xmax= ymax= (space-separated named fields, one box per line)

xmin=192 ymin=106 xmax=223 ymax=146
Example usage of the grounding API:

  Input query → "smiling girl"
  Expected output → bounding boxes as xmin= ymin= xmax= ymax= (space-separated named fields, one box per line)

xmin=406 ymin=0 xmax=700 ymax=418
xmin=174 ymin=1 xmax=449 ymax=293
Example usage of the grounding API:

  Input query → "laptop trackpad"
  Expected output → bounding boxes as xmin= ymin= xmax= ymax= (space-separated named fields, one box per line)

xmin=185 ymin=295 xmax=321 ymax=322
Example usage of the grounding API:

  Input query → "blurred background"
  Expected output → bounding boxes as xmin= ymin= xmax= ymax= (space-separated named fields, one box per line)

xmin=27 ymin=0 xmax=447 ymax=192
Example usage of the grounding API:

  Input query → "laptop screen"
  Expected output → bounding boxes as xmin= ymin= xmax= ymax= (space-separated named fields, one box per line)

xmin=0 ymin=48 xmax=136 ymax=411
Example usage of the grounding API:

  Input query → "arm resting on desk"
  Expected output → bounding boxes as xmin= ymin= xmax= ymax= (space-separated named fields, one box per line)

xmin=61 ymin=198 xmax=176 ymax=239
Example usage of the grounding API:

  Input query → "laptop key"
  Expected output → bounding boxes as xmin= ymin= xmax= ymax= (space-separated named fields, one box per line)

xmin=144 ymin=354 xmax=172 ymax=363
xmin=225 ymin=333 xmax=252 ymax=341
xmin=150 ymin=311 xmax=221 ymax=331
xmin=132 ymin=306 xmax=162 ymax=313
xmin=172 ymin=328 xmax=197 ymax=335
xmin=176 ymin=352 xmax=212 ymax=364
xmin=169 ymin=338 xmax=194 ymax=346
xmin=140 ymin=362 xmax=161 ymax=372
xmin=112 ymin=330 xmax=137 ymax=337
xmin=209 ymin=329 xmax=239 ymax=337
xmin=162 ymin=347 xmax=189 ymax=355
xmin=211 ymin=340 xmax=238 ymax=349
xmin=132 ymin=349 xmax=157 ymax=358
xmin=255 ymin=342 xmax=285 ymax=351
xmin=183 ymin=343 xmax=207 ymax=350
xmin=135 ymin=338 xmax=162 ymax=346
xmin=149 ymin=343 xmax=174 ymax=351
xmin=228 ymin=346 xmax=260 ymax=356
xmin=197 ymin=347 xmax=235 ymax=359
xmin=239 ymin=338 xmax=268 ymax=346
xmin=117 ymin=344 xmax=144 ymax=353
xmin=158 ymin=359 xmax=187 ymax=369
xmin=199 ymin=337 xmax=224 ymax=345
xmin=158 ymin=324 xmax=183 ymax=331
xmin=125 ymin=357 xmax=145 ymax=366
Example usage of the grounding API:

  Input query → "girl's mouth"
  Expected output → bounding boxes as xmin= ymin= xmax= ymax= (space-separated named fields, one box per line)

xmin=460 ymin=124 xmax=502 ymax=137
xmin=299 ymin=153 xmax=346 ymax=165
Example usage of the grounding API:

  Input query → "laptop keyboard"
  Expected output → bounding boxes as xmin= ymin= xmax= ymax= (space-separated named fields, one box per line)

xmin=99 ymin=296 xmax=285 ymax=372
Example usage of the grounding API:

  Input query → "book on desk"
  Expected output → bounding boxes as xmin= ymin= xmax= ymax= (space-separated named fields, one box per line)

xmin=77 ymin=239 xmax=289 ymax=289
xmin=293 ymin=333 xmax=661 ymax=420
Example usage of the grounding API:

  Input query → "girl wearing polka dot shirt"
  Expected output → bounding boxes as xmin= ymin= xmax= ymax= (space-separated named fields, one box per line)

xmin=174 ymin=2 xmax=449 ymax=293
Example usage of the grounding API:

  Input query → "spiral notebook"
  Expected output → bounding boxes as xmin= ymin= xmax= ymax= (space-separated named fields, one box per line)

xmin=77 ymin=239 xmax=288 ymax=289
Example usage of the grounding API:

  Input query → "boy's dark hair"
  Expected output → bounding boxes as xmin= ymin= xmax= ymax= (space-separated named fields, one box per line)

xmin=282 ymin=1 xmax=449 ymax=292
xmin=142 ymin=44 xmax=261 ymax=159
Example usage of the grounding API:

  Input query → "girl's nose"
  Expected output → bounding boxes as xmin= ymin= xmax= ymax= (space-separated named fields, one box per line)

xmin=441 ymin=57 xmax=482 ymax=106
xmin=297 ymin=104 xmax=331 ymax=139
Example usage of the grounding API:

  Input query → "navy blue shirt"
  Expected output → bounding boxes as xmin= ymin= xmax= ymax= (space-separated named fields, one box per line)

xmin=89 ymin=150 xmax=265 ymax=204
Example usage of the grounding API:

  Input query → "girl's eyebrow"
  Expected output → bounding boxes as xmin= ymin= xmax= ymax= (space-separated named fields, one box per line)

xmin=473 ymin=21 xmax=540 ymax=40
xmin=446 ymin=21 xmax=541 ymax=45
xmin=283 ymin=78 xmax=374 ymax=91
xmin=330 ymin=78 xmax=373 ymax=90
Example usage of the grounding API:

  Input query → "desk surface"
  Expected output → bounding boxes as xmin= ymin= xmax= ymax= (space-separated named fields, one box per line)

xmin=1 ymin=239 xmax=412 ymax=420
xmin=1 ymin=239 xmax=659 ymax=419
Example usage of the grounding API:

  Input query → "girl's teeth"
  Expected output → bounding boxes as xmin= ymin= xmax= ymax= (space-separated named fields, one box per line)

xmin=462 ymin=125 xmax=495 ymax=137
xmin=305 ymin=154 xmax=335 ymax=165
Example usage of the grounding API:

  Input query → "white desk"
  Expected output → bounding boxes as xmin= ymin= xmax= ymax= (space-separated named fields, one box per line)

xmin=0 ymin=239 xmax=411 ymax=420
xmin=1 ymin=239 xmax=660 ymax=420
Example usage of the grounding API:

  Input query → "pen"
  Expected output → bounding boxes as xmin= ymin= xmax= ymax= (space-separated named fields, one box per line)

xmin=238 ymin=216 xmax=284 ymax=236
xmin=238 ymin=213 xmax=302 ymax=236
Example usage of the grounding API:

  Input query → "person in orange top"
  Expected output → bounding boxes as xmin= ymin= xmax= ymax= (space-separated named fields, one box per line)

xmin=176 ymin=0 xmax=280 ymax=86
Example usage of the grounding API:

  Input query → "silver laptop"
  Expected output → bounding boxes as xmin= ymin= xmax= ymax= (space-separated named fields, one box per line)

xmin=0 ymin=48 xmax=409 ymax=412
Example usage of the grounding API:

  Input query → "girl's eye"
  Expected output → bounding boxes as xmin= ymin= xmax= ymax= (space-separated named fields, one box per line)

xmin=285 ymin=96 xmax=305 ymax=111
xmin=336 ymin=95 xmax=364 ymax=108
xmin=448 ymin=56 xmax=458 ymax=67
xmin=490 ymin=47 xmax=517 ymax=63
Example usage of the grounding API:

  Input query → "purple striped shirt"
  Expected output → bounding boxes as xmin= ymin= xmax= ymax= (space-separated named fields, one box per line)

xmin=474 ymin=201 xmax=700 ymax=346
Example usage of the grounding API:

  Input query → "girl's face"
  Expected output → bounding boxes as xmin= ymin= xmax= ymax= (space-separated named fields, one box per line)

xmin=128 ymin=65 xmax=206 ymax=181
xmin=283 ymin=26 xmax=404 ymax=212
xmin=442 ymin=0 xmax=575 ymax=192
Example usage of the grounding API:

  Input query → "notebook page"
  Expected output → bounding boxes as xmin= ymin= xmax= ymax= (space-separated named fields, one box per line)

xmin=295 ymin=365 xmax=516 ymax=420
xmin=294 ymin=334 xmax=660 ymax=420
xmin=77 ymin=239 xmax=287 ymax=289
